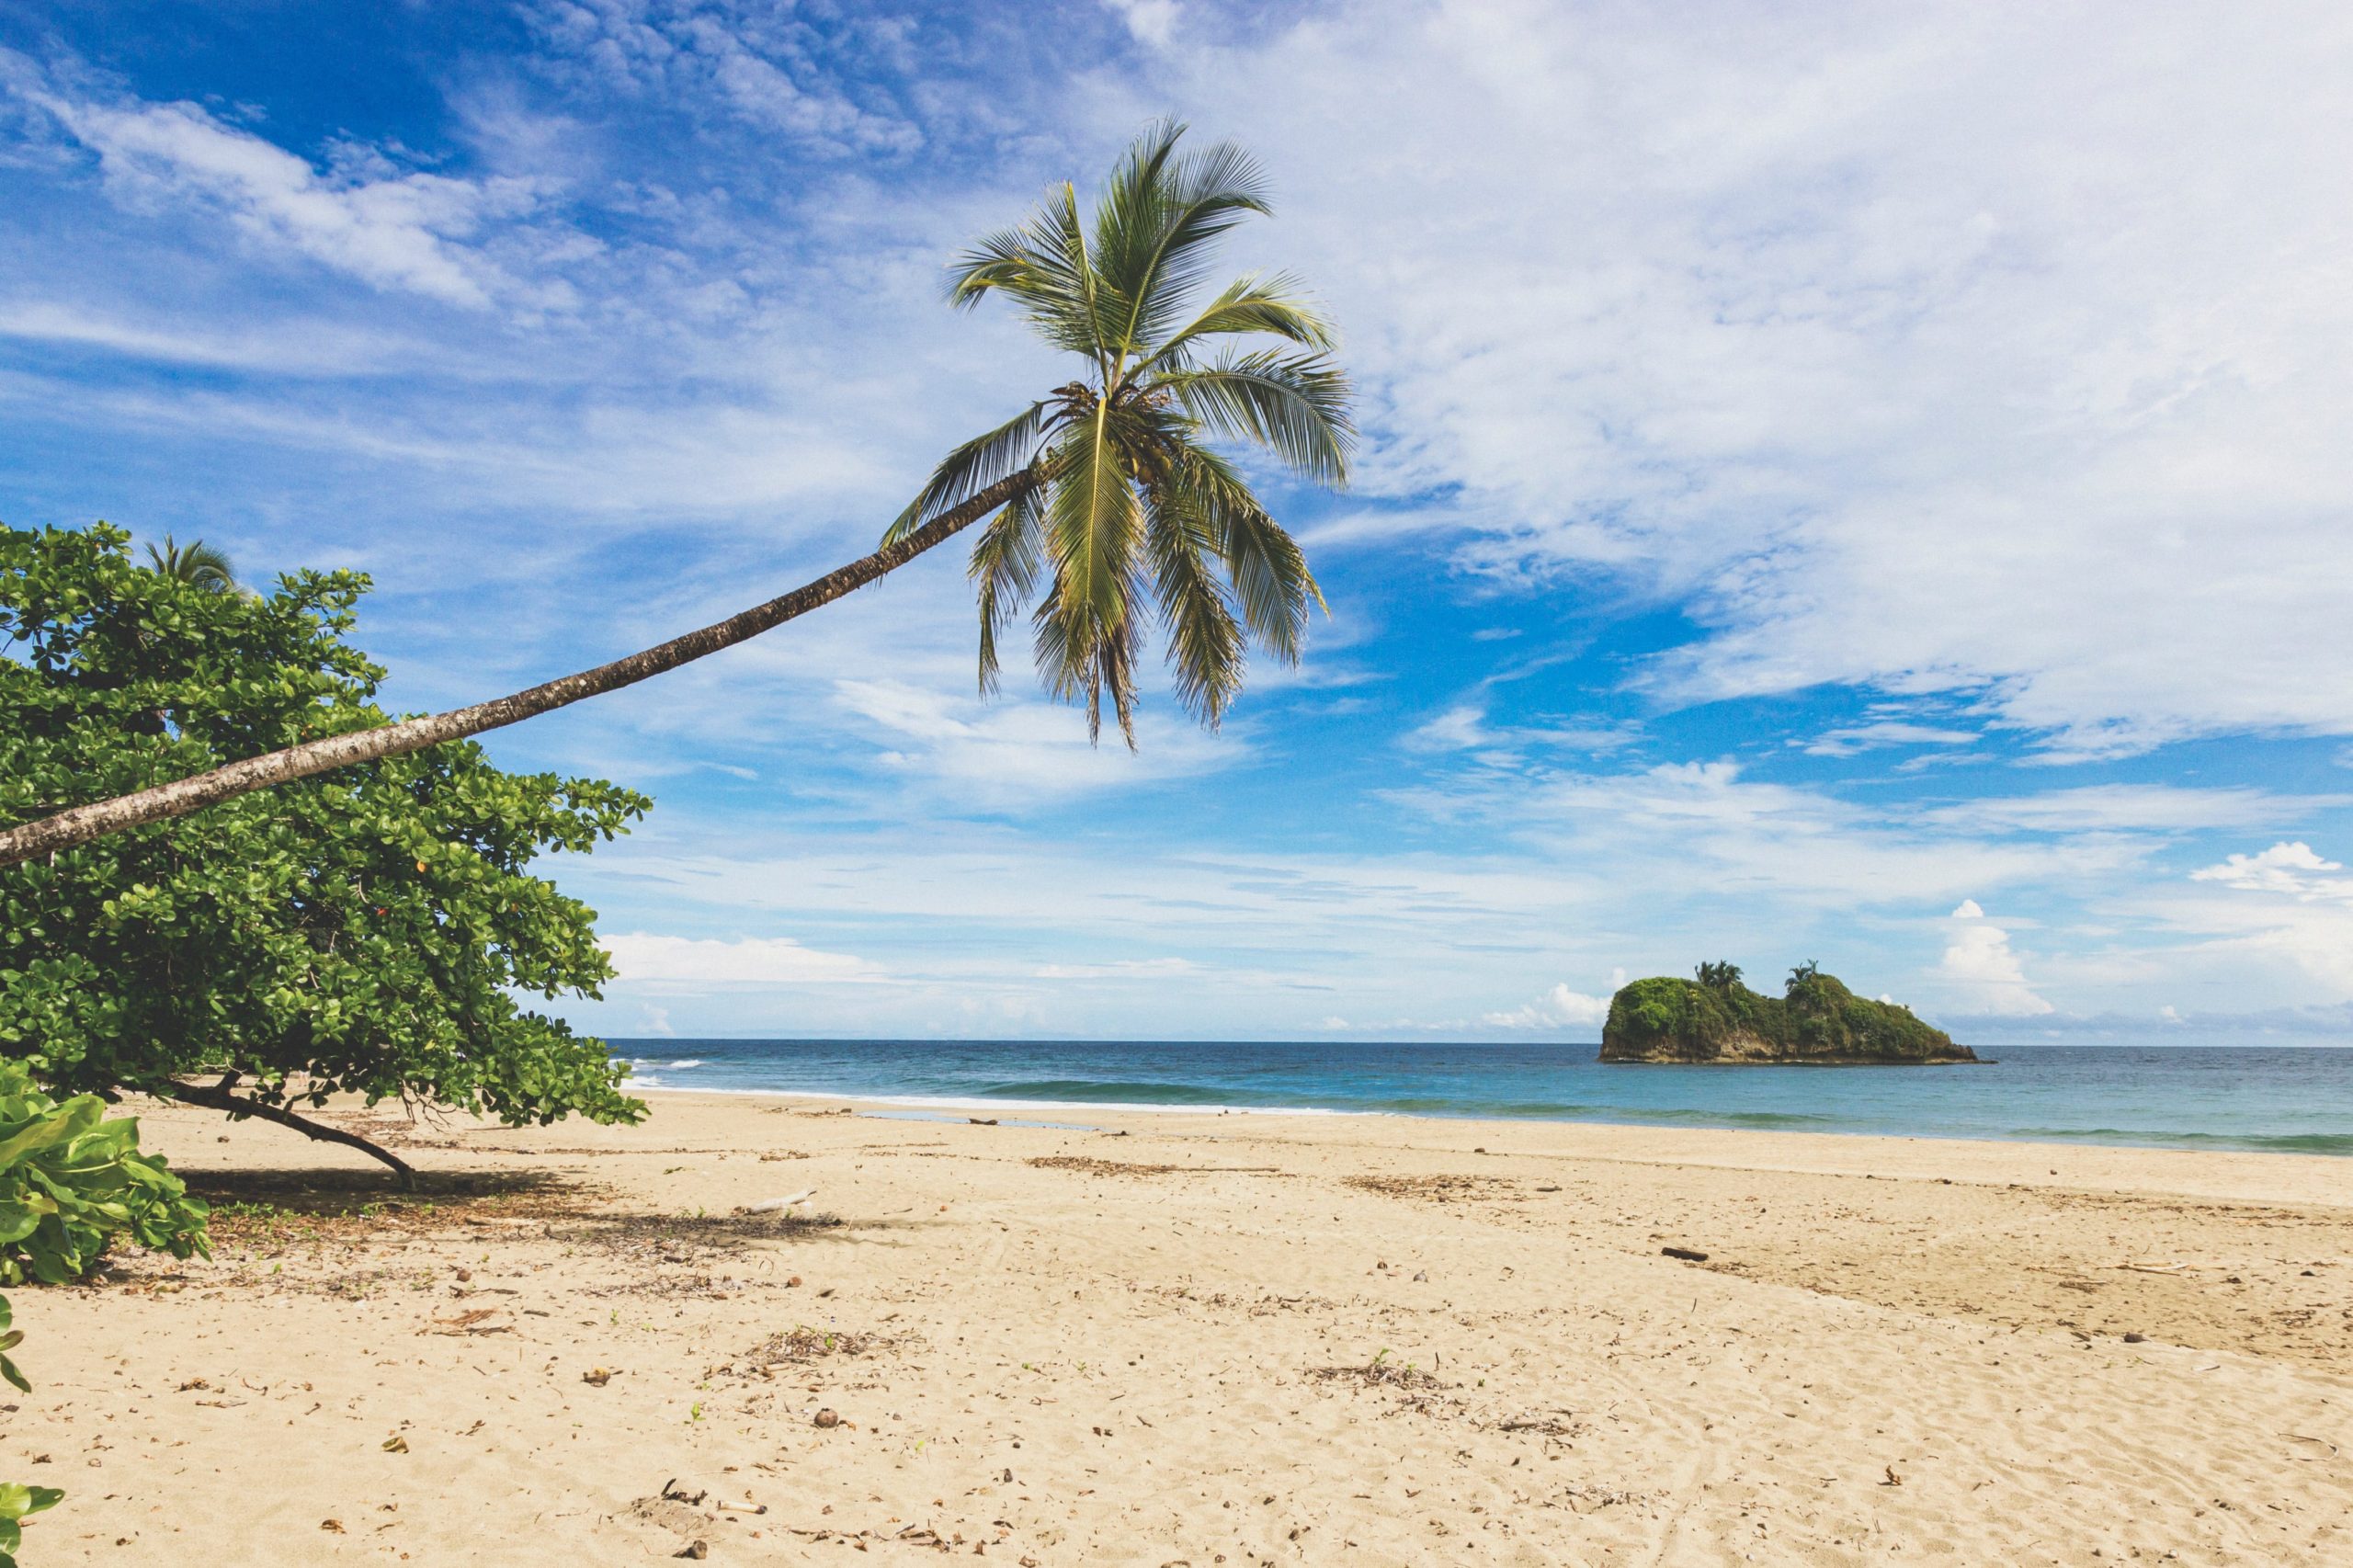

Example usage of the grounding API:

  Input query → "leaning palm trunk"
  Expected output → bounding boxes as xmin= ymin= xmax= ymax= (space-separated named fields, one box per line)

xmin=0 ymin=472 xmax=1035 ymax=869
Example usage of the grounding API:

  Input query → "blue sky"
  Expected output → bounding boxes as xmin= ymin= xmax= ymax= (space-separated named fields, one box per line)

xmin=7 ymin=1 xmax=2353 ymax=1044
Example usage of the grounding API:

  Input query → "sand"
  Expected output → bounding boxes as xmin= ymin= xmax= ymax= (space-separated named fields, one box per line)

xmin=10 ymin=1091 xmax=2352 ymax=1564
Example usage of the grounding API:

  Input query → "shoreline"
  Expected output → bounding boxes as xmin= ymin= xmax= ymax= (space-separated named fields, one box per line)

xmin=620 ymin=1081 xmax=2353 ymax=1164
xmin=617 ymin=1086 xmax=2353 ymax=1204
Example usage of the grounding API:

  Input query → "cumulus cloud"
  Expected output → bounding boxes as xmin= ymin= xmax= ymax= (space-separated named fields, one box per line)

xmin=1950 ymin=899 xmax=1984 ymax=918
xmin=1938 ymin=916 xmax=2052 ymax=1016
xmin=2190 ymin=841 xmax=2351 ymax=899
xmin=1483 ymin=980 xmax=1617 ymax=1031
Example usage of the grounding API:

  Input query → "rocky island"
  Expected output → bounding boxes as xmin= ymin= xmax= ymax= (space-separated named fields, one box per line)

xmin=1600 ymin=962 xmax=1979 ymax=1064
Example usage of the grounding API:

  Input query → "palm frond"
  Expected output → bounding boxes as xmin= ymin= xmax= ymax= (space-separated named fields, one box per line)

xmin=1141 ymin=272 xmax=1336 ymax=372
xmin=1098 ymin=129 xmax=1273 ymax=355
xmin=1033 ymin=407 xmax=1149 ymax=746
xmin=883 ymin=402 xmax=1052 ymax=544
xmin=144 ymin=534 xmax=239 ymax=595
xmin=1030 ymin=562 xmax=1145 ymax=748
xmin=1156 ymin=349 xmax=1355 ymax=485
xmin=968 ymin=481 xmax=1046 ymax=697
xmin=1045 ymin=403 xmax=1144 ymax=623
xmin=1178 ymin=445 xmax=1324 ymax=664
xmin=946 ymin=190 xmax=1102 ymax=357
xmin=1143 ymin=474 xmax=1247 ymax=726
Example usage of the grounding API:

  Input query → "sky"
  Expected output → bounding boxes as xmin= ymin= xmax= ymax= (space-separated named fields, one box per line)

xmin=6 ymin=0 xmax=2353 ymax=1045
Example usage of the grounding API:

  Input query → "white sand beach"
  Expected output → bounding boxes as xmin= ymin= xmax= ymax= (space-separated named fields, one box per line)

xmin=11 ymin=1093 xmax=2351 ymax=1565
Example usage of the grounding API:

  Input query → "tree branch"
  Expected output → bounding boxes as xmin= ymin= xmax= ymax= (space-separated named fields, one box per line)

xmin=0 ymin=470 xmax=1040 ymax=868
xmin=166 ymin=1079 xmax=419 ymax=1189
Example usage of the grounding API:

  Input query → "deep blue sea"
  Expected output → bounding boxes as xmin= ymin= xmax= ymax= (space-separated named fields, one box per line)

xmin=607 ymin=1040 xmax=2353 ymax=1156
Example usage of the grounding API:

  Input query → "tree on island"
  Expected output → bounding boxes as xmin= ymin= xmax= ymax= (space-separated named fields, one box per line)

xmin=0 ymin=119 xmax=1350 ymax=867
xmin=0 ymin=525 xmax=647 ymax=1184
xmin=1693 ymin=960 xmax=1743 ymax=988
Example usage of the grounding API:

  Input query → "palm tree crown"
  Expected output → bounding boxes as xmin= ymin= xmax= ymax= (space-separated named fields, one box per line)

xmin=145 ymin=534 xmax=240 ymax=595
xmin=886 ymin=119 xmax=1353 ymax=745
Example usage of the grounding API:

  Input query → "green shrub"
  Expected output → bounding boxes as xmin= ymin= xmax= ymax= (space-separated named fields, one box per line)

xmin=0 ymin=523 xmax=648 ymax=1181
xmin=0 ymin=1059 xmax=210 ymax=1285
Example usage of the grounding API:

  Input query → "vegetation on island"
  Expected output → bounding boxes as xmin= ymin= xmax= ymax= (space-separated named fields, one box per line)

xmin=1601 ymin=961 xmax=1977 ymax=1063
xmin=0 ymin=119 xmax=1351 ymax=866
xmin=0 ymin=523 xmax=649 ymax=1184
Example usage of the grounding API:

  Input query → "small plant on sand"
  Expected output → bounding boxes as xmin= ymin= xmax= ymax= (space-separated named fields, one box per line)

xmin=0 ymin=1473 xmax=63 ymax=1568
xmin=0 ymin=1060 xmax=209 ymax=1286
xmin=0 ymin=1058 xmax=209 ymax=1562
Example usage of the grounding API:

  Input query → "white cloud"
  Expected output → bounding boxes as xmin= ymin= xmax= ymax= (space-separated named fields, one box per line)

xmin=1483 ymin=982 xmax=1614 ymax=1031
xmin=1404 ymin=704 xmax=1489 ymax=752
xmin=1802 ymin=722 xmax=1978 ymax=757
xmin=2189 ymin=841 xmax=2350 ymax=899
xmin=1950 ymin=898 xmax=1984 ymax=918
xmin=1938 ymin=921 xmax=2052 ymax=1016
xmin=830 ymin=676 xmax=1240 ymax=801
xmin=1102 ymin=0 xmax=1183 ymax=49
xmin=1928 ymin=786 xmax=2347 ymax=835
xmin=602 ymin=931 xmax=881 ymax=985
xmin=518 ymin=0 xmax=920 ymax=153
xmin=6 ymin=54 xmax=545 ymax=306
xmin=1032 ymin=958 xmax=1198 ymax=980
xmin=1109 ymin=3 xmax=2353 ymax=755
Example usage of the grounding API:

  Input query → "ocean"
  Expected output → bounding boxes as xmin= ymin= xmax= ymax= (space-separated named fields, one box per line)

xmin=607 ymin=1039 xmax=2353 ymax=1156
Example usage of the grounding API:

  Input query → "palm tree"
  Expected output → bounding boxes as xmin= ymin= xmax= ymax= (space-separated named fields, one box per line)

xmin=145 ymin=534 xmax=240 ymax=595
xmin=0 ymin=122 xmax=1350 ymax=869
xmin=890 ymin=119 xmax=1349 ymax=744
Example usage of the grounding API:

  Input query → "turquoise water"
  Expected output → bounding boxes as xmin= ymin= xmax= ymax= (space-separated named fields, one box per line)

xmin=608 ymin=1040 xmax=2353 ymax=1156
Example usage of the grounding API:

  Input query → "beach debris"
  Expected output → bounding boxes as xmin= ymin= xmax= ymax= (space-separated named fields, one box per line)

xmin=786 ymin=1275 xmax=802 ymax=1289
xmin=381 ymin=1435 xmax=409 ymax=1453
xmin=745 ymin=1188 xmax=817 ymax=1216
xmin=1412 ymin=1270 xmax=1427 ymax=1282
xmin=715 ymin=1500 xmax=767 ymax=1516
xmin=719 ymin=1324 xmax=904 ymax=1381
xmin=1662 ymin=1246 xmax=1709 ymax=1263
xmin=1882 ymin=1467 xmax=1903 ymax=1487
xmin=675 ymin=1541 xmax=709 ymax=1560
xmin=969 ymin=1118 xmax=999 ymax=1126
xmin=2123 ymin=1333 xmax=2148 ymax=1345
xmin=320 ymin=1519 xmax=345 ymax=1533
xmin=813 ymin=1408 xmax=841 ymax=1428
xmin=662 ymin=1480 xmax=709 ymax=1506
xmin=1535 ymin=1184 xmax=1561 ymax=1192
xmin=582 ymin=1367 xmax=615 ymax=1386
